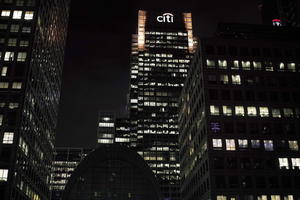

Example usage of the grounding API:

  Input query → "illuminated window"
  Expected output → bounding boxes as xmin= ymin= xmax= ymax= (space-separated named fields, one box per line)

xmin=12 ymin=10 xmax=22 ymax=19
xmin=0 ymin=24 xmax=8 ymax=30
xmin=217 ymin=196 xmax=227 ymax=200
xmin=222 ymin=106 xmax=232 ymax=116
xmin=279 ymin=63 xmax=285 ymax=71
xmin=218 ymin=60 xmax=227 ymax=69
xmin=231 ymin=75 xmax=241 ymax=85
xmin=265 ymin=62 xmax=273 ymax=71
xmin=241 ymin=61 xmax=250 ymax=70
xmin=238 ymin=139 xmax=248 ymax=148
xmin=251 ymin=140 xmax=260 ymax=148
xmin=271 ymin=195 xmax=281 ymax=200
xmin=206 ymin=59 xmax=215 ymax=68
xmin=8 ymin=38 xmax=17 ymax=46
xmin=235 ymin=106 xmax=244 ymax=116
xmin=10 ymin=24 xmax=19 ymax=32
xmin=283 ymin=108 xmax=293 ymax=117
xmin=226 ymin=139 xmax=236 ymax=151
xmin=253 ymin=61 xmax=262 ymax=70
xmin=232 ymin=60 xmax=239 ymax=69
xmin=1 ymin=67 xmax=8 ymax=76
xmin=288 ymin=141 xmax=299 ymax=151
xmin=0 ymin=169 xmax=8 ymax=181
xmin=0 ymin=115 xmax=3 ymax=125
xmin=258 ymin=195 xmax=268 ymax=200
xmin=259 ymin=107 xmax=269 ymax=117
xmin=1 ymin=10 xmax=10 ymax=17
xmin=264 ymin=140 xmax=274 ymax=151
xmin=19 ymin=40 xmax=29 ymax=47
xmin=212 ymin=139 xmax=222 ymax=149
xmin=19 ymin=137 xmax=28 ymax=156
xmin=284 ymin=196 xmax=294 ymax=200
xmin=24 ymin=11 xmax=34 ymax=20
xmin=12 ymin=82 xmax=22 ymax=89
xmin=4 ymin=52 xmax=14 ymax=61
xmin=272 ymin=108 xmax=281 ymax=118
xmin=220 ymin=75 xmax=229 ymax=84
xmin=279 ymin=158 xmax=289 ymax=169
xmin=247 ymin=106 xmax=257 ymax=116
xmin=3 ymin=132 xmax=14 ymax=144
xmin=287 ymin=63 xmax=296 ymax=72
xmin=0 ymin=82 xmax=9 ymax=88
xmin=17 ymin=52 xmax=27 ymax=62
xmin=8 ymin=103 xmax=18 ymax=109
xmin=99 ymin=122 xmax=114 ymax=127
xmin=21 ymin=26 xmax=31 ymax=33
xmin=210 ymin=105 xmax=220 ymax=116
xmin=291 ymin=158 xmax=300 ymax=169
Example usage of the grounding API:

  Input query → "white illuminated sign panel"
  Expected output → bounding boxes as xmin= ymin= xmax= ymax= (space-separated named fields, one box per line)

xmin=157 ymin=13 xmax=174 ymax=23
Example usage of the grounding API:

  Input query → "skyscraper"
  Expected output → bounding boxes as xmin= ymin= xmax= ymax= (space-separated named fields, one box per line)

xmin=258 ymin=0 xmax=300 ymax=26
xmin=129 ymin=10 xmax=197 ymax=200
xmin=0 ymin=0 xmax=70 ymax=199
xmin=179 ymin=23 xmax=300 ymax=200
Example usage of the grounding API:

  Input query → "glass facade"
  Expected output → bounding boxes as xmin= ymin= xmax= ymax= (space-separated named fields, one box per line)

xmin=179 ymin=24 xmax=300 ymax=200
xmin=0 ymin=0 xmax=70 ymax=199
xmin=129 ymin=10 xmax=197 ymax=200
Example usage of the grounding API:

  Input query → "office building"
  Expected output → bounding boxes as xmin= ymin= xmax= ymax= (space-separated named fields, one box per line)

xmin=0 ymin=0 xmax=70 ymax=199
xmin=97 ymin=112 xmax=115 ymax=145
xmin=62 ymin=144 xmax=162 ymax=200
xmin=50 ymin=148 xmax=93 ymax=200
xmin=129 ymin=10 xmax=197 ymax=200
xmin=179 ymin=23 xmax=300 ymax=200
xmin=258 ymin=0 xmax=300 ymax=26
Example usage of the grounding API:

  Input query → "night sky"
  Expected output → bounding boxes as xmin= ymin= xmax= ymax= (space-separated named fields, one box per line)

xmin=55 ymin=0 xmax=261 ymax=148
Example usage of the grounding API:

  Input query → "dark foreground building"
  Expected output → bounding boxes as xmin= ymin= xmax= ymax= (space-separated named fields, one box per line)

xmin=128 ymin=10 xmax=197 ymax=200
xmin=179 ymin=24 xmax=300 ymax=200
xmin=0 ymin=0 xmax=70 ymax=200
xmin=62 ymin=144 xmax=162 ymax=200
xmin=50 ymin=148 xmax=93 ymax=200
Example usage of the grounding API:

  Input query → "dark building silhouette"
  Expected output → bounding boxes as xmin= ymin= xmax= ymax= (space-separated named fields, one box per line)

xmin=50 ymin=148 xmax=93 ymax=200
xmin=128 ymin=10 xmax=197 ymax=200
xmin=258 ymin=0 xmax=300 ymax=26
xmin=0 ymin=0 xmax=70 ymax=199
xmin=62 ymin=144 xmax=162 ymax=200
xmin=179 ymin=23 xmax=300 ymax=200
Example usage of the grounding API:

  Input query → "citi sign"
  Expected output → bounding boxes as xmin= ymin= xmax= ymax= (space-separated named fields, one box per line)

xmin=157 ymin=13 xmax=174 ymax=23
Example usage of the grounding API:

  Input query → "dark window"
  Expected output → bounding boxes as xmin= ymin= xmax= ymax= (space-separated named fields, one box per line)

xmin=236 ymin=122 xmax=246 ymax=134
xmin=224 ymin=122 xmax=234 ymax=134
xmin=208 ymin=75 xmax=217 ymax=84
xmin=269 ymin=176 xmax=279 ymax=188
xmin=253 ymin=159 xmax=264 ymax=169
xmin=256 ymin=176 xmax=266 ymax=188
xmin=240 ymin=158 xmax=251 ymax=169
xmin=281 ymin=176 xmax=292 ymax=188
xmin=245 ymin=91 xmax=255 ymax=101
xmin=205 ymin=45 xmax=214 ymax=55
xmin=241 ymin=176 xmax=252 ymax=188
xmin=233 ymin=90 xmax=243 ymax=101
xmin=229 ymin=46 xmax=238 ymax=56
xmin=213 ymin=157 xmax=224 ymax=169
xmin=209 ymin=89 xmax=218 ymax=100
xmin=240 ymin=47 xmax=249 ymax=56
xmin=270 ymin=92 xmax=278 ymax=102
xmin=217 ymin=46 xmax=226 ymax=55
xmin=252 ymin=48 xmax=260 ymax=57
xmin=228 ymin=176 xmax=239 ymax=188
xmin=263 ymin=48 xmax=272 ymax=57
xmin=215 ymin=176 xmax=226 ymax=188
xmin=221 ymin=90 xmax=231 ymax=100
xmin=226 ymin=157 xmax=237 ymax=169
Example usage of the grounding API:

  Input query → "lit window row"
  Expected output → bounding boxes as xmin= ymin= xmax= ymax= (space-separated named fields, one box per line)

xmin=278 ymin=158 xmax=300 ymax=169
xmin=1 ymin=51 xmax=27 ymax=62
xmin=0 ymin=38 xmax=29 ymax=47
xmin=209 ymin=74 xmax=241 ymax=85
xmin=0 ymin=24 xmax=31 ymax=33
xmin=2 ymin=132 xmax=14 ymax=144
xmin=0 ymin=169 xmax=8 ymax=181
xmin=145 ymin=31 xmax=187 ymax=36
xmin=212 ymin=139 xmax=275 ymax=151
xmin=210 ymin=105 xmax=299 ymax=118
xmin=1 ymin=10 xmax=34 ymax=20
xmin=98 ymin=122 xmax=114 ymax=127
xmin=206 ymin=59 xmax=297 ymax=72
xmin=217 ymin=195 xmax=294 ymax=200
xmin=0 ymin=82 xmax=22 ymax=89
